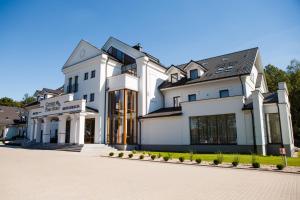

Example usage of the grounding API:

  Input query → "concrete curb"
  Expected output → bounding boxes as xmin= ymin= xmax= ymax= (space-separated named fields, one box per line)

xmin=102 ymin=155 xmax=300 ymax=175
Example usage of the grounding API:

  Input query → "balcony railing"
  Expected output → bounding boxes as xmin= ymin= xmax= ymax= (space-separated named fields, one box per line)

xmin=121 ymin=63 xmax=137 ymax=76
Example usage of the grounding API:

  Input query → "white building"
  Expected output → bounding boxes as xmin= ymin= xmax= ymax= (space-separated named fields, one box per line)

xmin=25 ymin=37 xmax=295 ymax=156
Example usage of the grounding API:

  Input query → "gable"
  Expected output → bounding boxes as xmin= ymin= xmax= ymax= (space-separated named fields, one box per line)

xmin=183 ymin=61 xmax=207 ymax=72
xmin=63 ymin=40 xmax=102 ymax=69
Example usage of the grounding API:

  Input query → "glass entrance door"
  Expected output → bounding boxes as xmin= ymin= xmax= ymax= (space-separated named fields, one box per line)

xmin=84 ymin=118 xmax=95 ymax=144
xmin=65 ymin=120 xmax=70 ymax=143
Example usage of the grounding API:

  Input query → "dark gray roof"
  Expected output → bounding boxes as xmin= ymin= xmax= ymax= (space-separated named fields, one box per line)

xmin=140 ymin=107 xmax=182 ymax=119
xmin=160 ymin=47 xmax=258 ymax=89
xmin=0 ymin=106 xmax=26 ymax=125
xmin=243 ymin=92 xmax=278 ymax=110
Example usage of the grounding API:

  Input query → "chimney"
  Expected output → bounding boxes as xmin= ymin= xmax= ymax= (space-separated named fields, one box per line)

xmin=133 ymin=43 xmax=143 ymax=52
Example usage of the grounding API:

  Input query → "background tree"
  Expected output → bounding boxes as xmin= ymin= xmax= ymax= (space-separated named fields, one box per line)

xmin=0 ymin=97 xmax=21 ymax=107
xmin=264 ymin=64 xmax=290 ymax=92
xmin=21 ymin=93 xmax=36 ymax=106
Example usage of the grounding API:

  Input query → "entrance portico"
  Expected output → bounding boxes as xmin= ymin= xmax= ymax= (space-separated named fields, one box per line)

xmin=29 ymin=94 xmax=99 ymax=145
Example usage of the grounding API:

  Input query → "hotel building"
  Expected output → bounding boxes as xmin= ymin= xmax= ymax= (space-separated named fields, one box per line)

xmin=25 ymin=37 xmax=295 ymax=156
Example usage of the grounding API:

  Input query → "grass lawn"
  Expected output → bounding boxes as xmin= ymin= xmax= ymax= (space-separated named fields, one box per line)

xmin=137 ymin=151 xmax=300 ymax=166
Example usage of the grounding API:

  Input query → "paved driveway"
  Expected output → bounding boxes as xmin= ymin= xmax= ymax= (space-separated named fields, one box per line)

xmin=0 ymin=146 xmax=299 ymax=200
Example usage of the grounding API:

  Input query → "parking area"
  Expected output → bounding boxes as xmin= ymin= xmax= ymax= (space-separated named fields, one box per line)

xmin=0 ymin=146 xmax=299 ymax=200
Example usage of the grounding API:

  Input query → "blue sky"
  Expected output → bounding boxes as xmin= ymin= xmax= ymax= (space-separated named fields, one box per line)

xmin=0 ymin=0 xmax=299 ymax=100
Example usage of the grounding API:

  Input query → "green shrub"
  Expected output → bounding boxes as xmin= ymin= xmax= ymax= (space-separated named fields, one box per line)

xmin=179 ymin=157 xmax=185 ymax=162
xmin=139 ymin=154 xmax=144 ymax=159
xmin=148 ymin=153 xmax=151 ymax=156
xmin=163 ymin=156 xmax=170 ymax=162
xmin=118 ymin=152 xmax=124 ymax=158
xmin=128 ymin=153 xmax=133 ymax=158
xmin=168 ymin=153 xmax=173 ymax=160
xmin=276 ymin=164 xmax=285 ymax=170
xmin=252 ymin=162 xmax=260 ymax=168
xmin=213 ymin=159 xmax=220 ymax=165
xmin=232 ymin=155 xmax=240 ymax=167
xmin=195 ymin=158 xmax=202 ymax=164
xmin=158 ymin=153 xmax=161 ymax=158
xmin=151 ymin=155 xmax=156 ymax=160
xmin=109 ymin=152 xmax=114 ymax=156
xmin=132 ymin=150 xmax=137 ymax=154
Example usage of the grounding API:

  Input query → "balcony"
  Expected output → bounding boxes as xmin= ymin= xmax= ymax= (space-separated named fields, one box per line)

xmin=107 ymin=73 xmax=139 ymax=92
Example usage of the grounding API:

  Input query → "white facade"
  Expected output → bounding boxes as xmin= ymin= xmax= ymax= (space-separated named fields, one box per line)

xmin=25 ymin=37 xmax=295 ymax=156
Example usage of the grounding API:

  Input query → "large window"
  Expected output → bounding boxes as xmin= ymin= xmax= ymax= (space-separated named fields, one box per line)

xmin=84 ymin=72 xmax=88 ymax=80
xmin=74 ymin=76 xmax=78 ymax=92
xmin=107 ymin=47 xmax=135 ymax=65
xmin=190 ymin=114 xmax=237 ymax=144
xmin=107 ymin=89 xmax=137 ymax=145
xmin=190 ymin=69 xmax=198 ymax=80
xmin=266 ymin=113 xmax=282 ymax=144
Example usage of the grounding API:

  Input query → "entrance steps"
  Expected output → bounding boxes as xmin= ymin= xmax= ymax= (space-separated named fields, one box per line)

xmin=25 ymin=143 xmax=83 ymax=152
xmin=80 ymin=144 xmax=117 ymax=156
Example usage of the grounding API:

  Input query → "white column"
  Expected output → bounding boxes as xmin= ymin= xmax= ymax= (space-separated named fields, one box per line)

xmin=277 ymin=82 xmax=294 ymax=156
xmin=99 ymin=54 xmax=108 ymax=144
xmin=76 ymin=113 xmax=86 ymax=145
xmin=42 ymin=117 xmax=50 ymax=143
xmin=33 ymin=119 xmax=38 ymax=141
xmin=70 ymin=115 xmax=76 ymax=144
xmin=94 ymin=115 xmax=100 ymax=143
xmin=252 ymin=89 xmax=266 ymax=155
xmin=57 ymin=115 xmax=67 ymax=144
xmin=136 ymin=56 xmax=149 ymax=116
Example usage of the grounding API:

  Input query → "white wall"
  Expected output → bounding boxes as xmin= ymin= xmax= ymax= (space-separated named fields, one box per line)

xmin=141 ymin=116 xmax=184 ymax=144
xmin=162 ymin=77 xmax=243 ymax=107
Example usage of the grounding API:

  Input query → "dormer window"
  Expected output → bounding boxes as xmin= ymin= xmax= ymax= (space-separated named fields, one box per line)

xmin=190 ymin=69 xmax=198 ymax=80
xmin=171 ymin=73 xmax=178 ymax=83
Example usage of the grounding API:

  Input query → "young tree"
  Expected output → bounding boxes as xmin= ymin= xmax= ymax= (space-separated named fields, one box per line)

xmin=21 ymin=93 xmax=36 ymax=106
xmin=0 ymin=97 xmax=21 ymax=107
xmin=264 ymin=64 xmax=290 ymax=92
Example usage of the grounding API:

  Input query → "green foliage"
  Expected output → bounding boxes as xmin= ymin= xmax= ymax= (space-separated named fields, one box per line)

xmin=232 ymin=155 xmax=240 ymax=167
xmin=264 ymin=64 xmax=290 ymax=92
xmin=132 ymin=150 xmax=137 ymax=154
xmin=151 ymin=155 xmax=156 ymax=160
xmin=118 ymin=152 xmax=124 ymax=158
xmin=252 ymin=162 xmax=260 ymax=168
xmin=0 ymin=97 xmax=21 ymax=107
xmin=109 ymin=152 xmax=114 ymax=156
xmin=179 ymin=157 xmax=185 ymax=162
xmin=163 ymin=156 xmax=169 ymax=162
xmin=213 ymin=159 xmax=220 ymax=165
xmin=139 ymin=154 xmax=144 ymax=159
xmin=128 ymin=153 xmax=133 ymax=158
xmin=195 ymin=158 xmax=202 ymax=164
xmin=276 ymin=164 xmax=285 ymax=170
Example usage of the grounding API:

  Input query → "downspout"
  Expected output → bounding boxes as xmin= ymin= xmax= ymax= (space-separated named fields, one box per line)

xmin=250 ymin=110 xmax=257 ymax=154
xmin=103 ymin=57 xmax=110 ymax=144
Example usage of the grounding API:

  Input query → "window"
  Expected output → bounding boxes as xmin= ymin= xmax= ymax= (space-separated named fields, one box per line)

xmin=266 ymin=113 xmax=282 ymax=144
xmin=219 ymin=89 xmax=229 ymax=98
xmin=74 ymin=76 xmax=78 ymax=92
xmin=84 ymin=72 xmax=88 ymax=80
xmin=173 ymin=96 xmax=180 ymax=107
xmin=171 ymin=73 xmax=178 ymax=83
xmin=83 ymin=95 xmax=87 ymax=101
xmin=67 ymin=77 xmax=72 ymax=93
xmin=90 ymin=93 xmax=94 ymax=102
xmin=190 ymin=69 xmax=198 ymax=80
xmin=91 ymin=70 xmax=96 ymax=78
xmin=107 ymin=47 xmax=135 ymax=65
xmin=190 ymin=114 xmax=237 ymax=144
xmin=188 ymin=94 xmax=196 ymax=102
